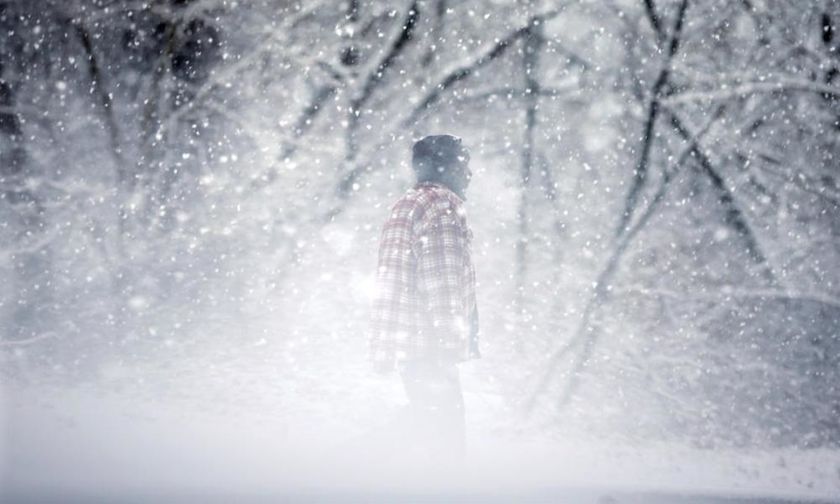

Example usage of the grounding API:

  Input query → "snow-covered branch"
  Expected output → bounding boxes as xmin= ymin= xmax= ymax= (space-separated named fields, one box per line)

xmin=0 ymin=331 xmax=58 ymax=347
xmin=400 ymin=5 xmax=569 ymax=127
xmin=614 ymin=0 xmax=689 ymax=239
xmin=525 ymin=100 xmax=722 ymax=415
xmin=663 ymin=78 xmax=840 ymax=106
xmin=664 ymin=107 xmax=778 ymax=284
xmin=616 ymin=286 xmax=840 ymax=311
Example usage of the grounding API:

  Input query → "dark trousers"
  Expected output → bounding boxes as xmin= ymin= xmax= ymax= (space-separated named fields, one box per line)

xmin=399 ymin=359 xmax=466 ymax=460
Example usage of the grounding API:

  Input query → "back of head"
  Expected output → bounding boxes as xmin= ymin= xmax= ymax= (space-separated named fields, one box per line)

xmin=412 ymin=134 xmax=469 ymax=183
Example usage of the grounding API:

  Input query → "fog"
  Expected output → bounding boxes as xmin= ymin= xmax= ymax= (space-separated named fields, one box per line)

xmin=1 ymin=0 xmax=839 ymax=502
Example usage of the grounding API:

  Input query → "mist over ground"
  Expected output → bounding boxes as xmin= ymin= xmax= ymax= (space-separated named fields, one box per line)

xmin=1 ymin=0 xmax=839 ymax=501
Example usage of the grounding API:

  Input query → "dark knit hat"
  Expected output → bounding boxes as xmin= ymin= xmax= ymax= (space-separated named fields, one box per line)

xmin=412 ymin=134 xmax=469 ymax=176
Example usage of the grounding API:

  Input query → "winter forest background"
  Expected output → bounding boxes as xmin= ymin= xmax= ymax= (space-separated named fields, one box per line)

xmin=2 ymin=0 xmax=840 ymax=499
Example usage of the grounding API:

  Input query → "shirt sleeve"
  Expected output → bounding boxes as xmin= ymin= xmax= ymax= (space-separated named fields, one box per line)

xmin=415 ymin=201 xmax=470 ymax=360
xmin=369 ymin=198 xmax=417 ymax=369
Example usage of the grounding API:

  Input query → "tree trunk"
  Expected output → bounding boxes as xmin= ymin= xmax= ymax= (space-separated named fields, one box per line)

xmin=0 ymin=58 xmax=52 ymax=342
xmin=514 ymin=22 xmax=542 ymax=351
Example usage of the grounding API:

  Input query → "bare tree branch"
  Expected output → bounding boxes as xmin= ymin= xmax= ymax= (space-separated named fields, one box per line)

xmin=156 ymin=2 xmax=331 ymax=142
xmin=615 ymin=0 xmax=689 ymax=238
xmin=73 ymin=19 xmax=127 ymax=185
xmin=664 ymin=107 xmax=777 ymax=284
xmin=753 ymin=160 xmax=840 ymax=207
xmin=643 ymin=0 xmax=665 ymax=44
xmin=0 ymin=331 xmax=57 ymax=347
xmin=455 ymin=82 xmax=580 ymax=103
xmin=322 ymin=7 xmax=571 ymax=222
xmin=351 ymin=1 xmax=420 ymax=115
xmin=663 ymin=78 xmax=840 ymax=105
xmin=514 ymin=20 xmax=544 ymax=335
xmin=525 ymin=103 xmax=720 ymax=414
xmin=339 ymin=1 xmax=421 ymax=199
xmin=400 ymin=6 xmax=568 ymax=128
xmin=421 ymin=0 xmax=447 ymax=66
xmin=616 ymin=286 xmax=840 ymax=311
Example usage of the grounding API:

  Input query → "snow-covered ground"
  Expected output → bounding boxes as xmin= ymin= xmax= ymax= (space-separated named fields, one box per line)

xmin=2 ymin=339 xmax=838 ymax=503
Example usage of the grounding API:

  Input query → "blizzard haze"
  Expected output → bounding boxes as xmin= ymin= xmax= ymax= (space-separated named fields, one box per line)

xmin=1 ymin=0 xmax=839 ymax=502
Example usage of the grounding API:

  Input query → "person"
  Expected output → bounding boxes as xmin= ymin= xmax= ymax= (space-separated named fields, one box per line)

xmin=369 ymin=134 xmax=480 ymax=460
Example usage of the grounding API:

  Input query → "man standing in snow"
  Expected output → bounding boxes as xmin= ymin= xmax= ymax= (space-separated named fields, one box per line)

xmin=370 ymin=134 xmax=480 ymax=459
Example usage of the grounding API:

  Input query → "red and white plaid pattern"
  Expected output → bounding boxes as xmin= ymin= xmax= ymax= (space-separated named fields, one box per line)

xmin=370 ymin=181 xmax=478 ymax=369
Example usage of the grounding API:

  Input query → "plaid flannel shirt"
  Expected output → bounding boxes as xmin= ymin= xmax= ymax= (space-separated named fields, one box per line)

xmin=370 ymin=181 xmax=479 ymax=370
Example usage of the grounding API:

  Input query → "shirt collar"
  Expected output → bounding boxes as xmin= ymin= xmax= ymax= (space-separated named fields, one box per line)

xmin=415 ymin=180 xmax=464 ymax=204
